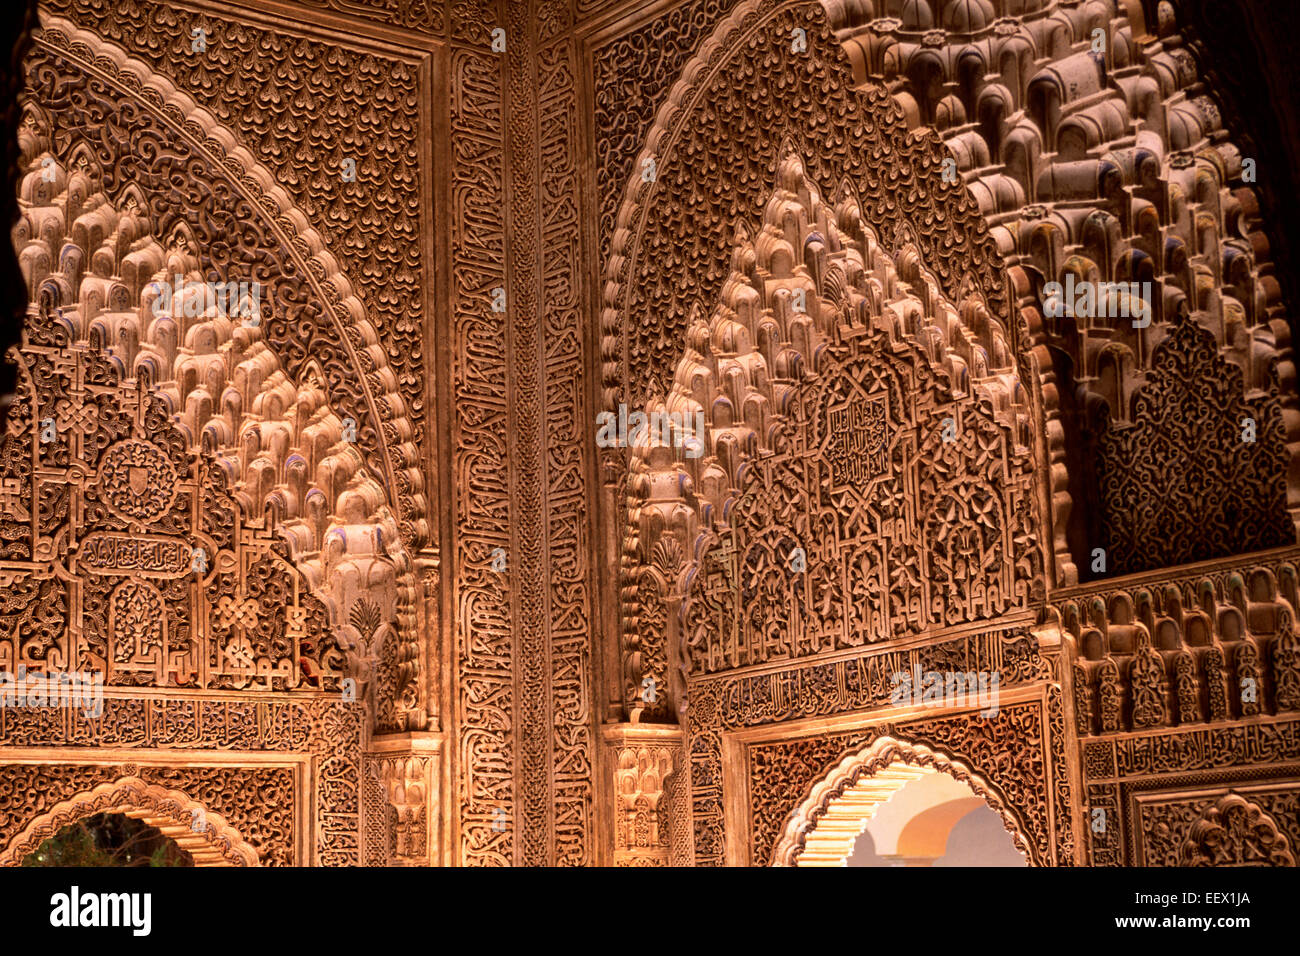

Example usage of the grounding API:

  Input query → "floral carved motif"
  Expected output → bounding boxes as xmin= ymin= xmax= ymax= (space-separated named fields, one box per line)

xmin=618 ymin=149 xmax=1042 ymax=716
xmin=1139 ymin=791 xmax=1298 ymax=867
xmin=1096 ymin=315 xmax=1291 ymax=575
xmin=7 ymin=25 xmax=424 ymax=728
xmin=1179 ymin=793 xmax=1296 ymax=866
xmin=591 ymin=0 xmax=732 ymax=270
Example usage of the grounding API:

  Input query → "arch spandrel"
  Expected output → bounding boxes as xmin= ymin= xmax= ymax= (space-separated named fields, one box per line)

xmin=0 ymin=777 xmax=260 ymax=867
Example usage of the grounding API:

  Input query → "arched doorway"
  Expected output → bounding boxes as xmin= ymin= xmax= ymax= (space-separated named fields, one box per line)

xmin=23 ymin=812 xmax=194 ymax=866
xmin=771 ymin=737 xmax=1032 ymax=867
xmin=846 ymin=772 xmax=1027 ymax=867
xmin=0 ymin=777 xmax=258 ymax=867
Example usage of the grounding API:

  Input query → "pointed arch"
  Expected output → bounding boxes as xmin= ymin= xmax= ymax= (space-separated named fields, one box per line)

xmin=770 ymin=736 xmax=1035 ymax=867
xmin=616 ymin=148 xmax=1046 ymax=715
xmin=10 ymin=18 xmax=426 ymax=728
xmin=0 ymin=777 xmax=260 ymax=867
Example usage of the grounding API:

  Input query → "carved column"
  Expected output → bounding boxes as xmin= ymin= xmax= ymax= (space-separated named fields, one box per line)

xmin=1036 ymin=614 xmax=1086 ymax=865
xmin=602 ymin=724 xmax=684 ymax=866
xmin=370 ymin=733 xmax=441 ymax=866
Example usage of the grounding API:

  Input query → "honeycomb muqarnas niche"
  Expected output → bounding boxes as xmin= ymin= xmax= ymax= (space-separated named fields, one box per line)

xmin=0 ymin=0 xmax=1298 ymax=872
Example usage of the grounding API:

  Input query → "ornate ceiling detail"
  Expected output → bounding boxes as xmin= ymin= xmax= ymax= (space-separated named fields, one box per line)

xmin=618 ymin=149 xmax=1043 ymax=718
xmin=7 ymin=18 xmax=424 ymax=730
xmin=599 ymin=0 xmax=1006 ymax=417
xmin=820 ymin=0 xmax=1299 ymax=578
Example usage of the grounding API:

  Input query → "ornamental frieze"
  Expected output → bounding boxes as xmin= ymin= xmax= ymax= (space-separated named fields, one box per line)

xmin=75 ymin=532 xmax=191 ymax=578
xmin=688 ymin=625 xmax=1050 ymax=730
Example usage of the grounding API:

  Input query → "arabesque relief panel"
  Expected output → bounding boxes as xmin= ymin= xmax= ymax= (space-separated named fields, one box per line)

xmin=1 ymin=0 xmax=445 ymax=867
xmin=1 ymin=0 xmax=1299 ymax=870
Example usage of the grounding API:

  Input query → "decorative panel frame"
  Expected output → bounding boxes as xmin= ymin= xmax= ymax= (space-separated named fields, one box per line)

xmin=0 ymin=692 xmax=358 ymax=865
xmin=683 ymin=621 xmax=1078 ymax=866
xmin=1082 ymin=713 xmax=1300 ymax=865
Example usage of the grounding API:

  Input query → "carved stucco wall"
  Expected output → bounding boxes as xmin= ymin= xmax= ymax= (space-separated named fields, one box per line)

xmin=591 ymin=0 xmax=1300 ymax=867
xmin=3 ymin=0 xmax=1300 ymax=869
xmin=447 ymin=0 xmax=596 ymax=867
xmin=2 ymin=0 xmax=597 ymax=869
xmin=1 ymin=0 xmax=440 ymax=866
